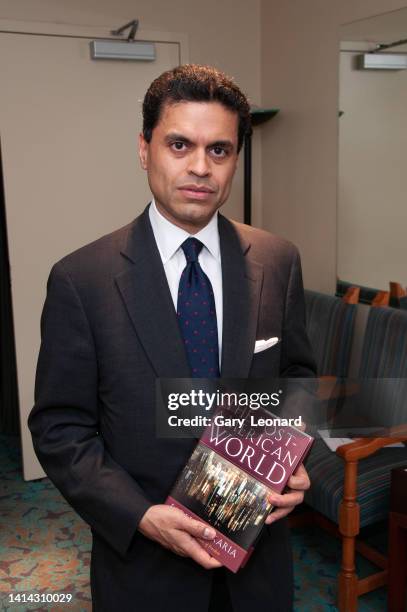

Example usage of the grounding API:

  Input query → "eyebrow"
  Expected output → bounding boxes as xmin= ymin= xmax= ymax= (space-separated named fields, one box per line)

xmin=164 ymin=133 xmax=235 ymax=150
xmin=164 ymin=133 xmax=191 ymax=144
xmin=210 ymin=140 xmax=235 ymax=150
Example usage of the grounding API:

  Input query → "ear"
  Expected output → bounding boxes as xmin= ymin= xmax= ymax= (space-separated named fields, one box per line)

xmin=139 ymin=133 xmax=149 ymax=170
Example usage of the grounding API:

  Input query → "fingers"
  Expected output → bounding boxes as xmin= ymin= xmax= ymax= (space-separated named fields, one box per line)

xmin=176 ymin=513 xmax=216 ymax=540
xmin=138 ymin=505 xmax=222 ymax=569
xmin=264 ymin=465 xmax=311 ymax=525
xmin=178 ymin=533 xmax=223 ymax=569
xmin=265 ymin=487 xmax=305 ymax=523
xmin=286 ymin=464 xmax=310 ymax=491
xmin=265 ymin=506 xmax=295 ymax=524
xmin=174 ymin=516 xmax=222 ymax=568
xmin=163 ymin=508 xmax=222 ymax=568
xmin=268 ymin=489 xmax=304 ymax=509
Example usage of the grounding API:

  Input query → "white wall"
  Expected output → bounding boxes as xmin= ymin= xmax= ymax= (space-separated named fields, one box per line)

xmin=260 ymin=0 xmax=407 ymax=293
xmin=0 ymin=0 xmax=262 ymax=225
xmin=338 ymin=48 xmax=407 ymax=290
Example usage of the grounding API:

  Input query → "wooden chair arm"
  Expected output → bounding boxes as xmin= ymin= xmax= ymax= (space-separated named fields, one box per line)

xmin=372 ymin=290 xmax=390 ymax=307
xmin=342 ymin=286 xmax=360 ymax=304
xmin=389 ymin=281 xmax=407 ymax=299
xmin=336 ymin=435 xmax=407 ymax=462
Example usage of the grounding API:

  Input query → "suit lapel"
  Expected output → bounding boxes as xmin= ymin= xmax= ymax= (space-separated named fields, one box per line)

xmin=219 ymin=216 xmax=263 ymax=378
xmin=115 ymin=207 xmax=191 ymax=378
xmin=115 ymin=208 xmax=263 ymax=379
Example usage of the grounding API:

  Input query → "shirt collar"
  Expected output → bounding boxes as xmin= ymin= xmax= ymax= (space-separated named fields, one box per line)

xmin=149 ymin=198 xmax=220 ymax=264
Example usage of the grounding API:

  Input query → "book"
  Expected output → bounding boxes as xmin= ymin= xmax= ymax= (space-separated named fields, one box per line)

xmin=166 ymin=404 xmax=313 ymax=572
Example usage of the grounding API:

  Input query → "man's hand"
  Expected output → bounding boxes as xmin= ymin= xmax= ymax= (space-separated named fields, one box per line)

xmin=265 ymin=464 xmax=310 ymax=525
xmin=138 ymin=504 xmax=222 ymax=569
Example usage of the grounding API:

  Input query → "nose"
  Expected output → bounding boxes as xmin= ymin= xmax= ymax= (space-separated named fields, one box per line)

xmin=187 ymin=148 xmax=211 ymax=177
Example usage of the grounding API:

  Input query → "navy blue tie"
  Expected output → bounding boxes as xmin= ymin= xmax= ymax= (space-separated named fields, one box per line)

xmin=177 ymin=238 xmax=220 ymax=378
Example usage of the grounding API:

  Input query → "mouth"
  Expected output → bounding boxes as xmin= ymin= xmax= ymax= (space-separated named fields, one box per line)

xmin=178 ymin=185 xmax=215 ymax=201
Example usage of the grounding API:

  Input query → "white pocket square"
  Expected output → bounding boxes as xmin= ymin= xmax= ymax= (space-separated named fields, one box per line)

xmin=254 ymin=337 xmax=280 ymax=354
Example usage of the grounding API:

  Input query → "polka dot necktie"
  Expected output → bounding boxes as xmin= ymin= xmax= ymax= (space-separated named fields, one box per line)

xmin=177 ymin=238 xmax=220 ymax=378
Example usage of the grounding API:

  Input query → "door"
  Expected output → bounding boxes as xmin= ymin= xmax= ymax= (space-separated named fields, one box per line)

xmin=0 ymin=25 xmax=180 ymax=479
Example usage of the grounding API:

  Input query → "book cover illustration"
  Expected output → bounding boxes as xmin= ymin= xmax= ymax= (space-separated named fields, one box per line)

xmin=166 ymin=404 xmax=313 ymax=572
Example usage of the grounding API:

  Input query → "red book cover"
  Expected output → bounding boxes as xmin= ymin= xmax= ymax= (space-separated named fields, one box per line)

xmin=165 ymin=404 xmax=313 ymax=572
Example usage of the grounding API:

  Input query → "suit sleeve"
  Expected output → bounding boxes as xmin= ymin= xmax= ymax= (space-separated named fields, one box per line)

xmin=28 ymin=261 xmax=152 ymax=558
xmin=280 ymin=247 xmax=317 ymax=378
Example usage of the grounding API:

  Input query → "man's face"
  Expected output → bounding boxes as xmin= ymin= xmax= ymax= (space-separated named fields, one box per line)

xmin=139 ymin=100 xmax=239 ymax=233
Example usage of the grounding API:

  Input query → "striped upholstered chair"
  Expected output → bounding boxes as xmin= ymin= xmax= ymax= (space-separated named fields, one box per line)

xmin=304 ymin=306 xmax=407 ymax=611
xmin=304 ymin=290 xmax=357 ymax=378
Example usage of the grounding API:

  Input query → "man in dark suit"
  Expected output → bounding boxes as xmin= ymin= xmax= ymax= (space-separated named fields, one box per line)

xmin=28 ymin=65 xmax=316 ymax=611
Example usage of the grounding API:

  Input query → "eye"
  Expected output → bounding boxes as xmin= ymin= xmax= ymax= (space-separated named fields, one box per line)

xmin=171 ymin=141 xmax=187 ymax=152
xmin=210 ymin=145 xmax=228 ymax=158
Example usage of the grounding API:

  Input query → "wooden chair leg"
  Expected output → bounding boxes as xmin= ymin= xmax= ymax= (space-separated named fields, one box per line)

xmin=338 ymin=460 xmax=360 ymax=611
xmin=338 ymin=537 xmax=359 ymax=611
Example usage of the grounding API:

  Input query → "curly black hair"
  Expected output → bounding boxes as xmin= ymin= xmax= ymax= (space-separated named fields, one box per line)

xmin=142 ymin=64 xmax=251 ymax=152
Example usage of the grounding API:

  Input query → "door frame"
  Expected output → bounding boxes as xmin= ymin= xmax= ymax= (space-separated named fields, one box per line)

xmin=0 ymin=19 xmax=189 ymax=65
xmin=0 ymin=19 xmax=188 ymax=480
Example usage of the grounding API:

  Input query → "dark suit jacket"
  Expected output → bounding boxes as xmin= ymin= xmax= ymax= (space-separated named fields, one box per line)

xmin=28 ymin=206 xmax=316 ymax=612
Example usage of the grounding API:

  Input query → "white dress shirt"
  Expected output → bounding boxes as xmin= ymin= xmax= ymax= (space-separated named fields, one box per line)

xmin=148 ymin=199 xmax=223 ymax=364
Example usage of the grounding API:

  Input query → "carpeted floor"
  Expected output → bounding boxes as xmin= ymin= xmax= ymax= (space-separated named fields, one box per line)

xmin=0 ymin=434 xmax=392 ymax=611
